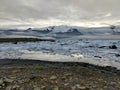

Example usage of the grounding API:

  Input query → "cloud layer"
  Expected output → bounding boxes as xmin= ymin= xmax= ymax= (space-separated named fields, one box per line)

xmin=0 ymin=0 xmax=120 ymax=28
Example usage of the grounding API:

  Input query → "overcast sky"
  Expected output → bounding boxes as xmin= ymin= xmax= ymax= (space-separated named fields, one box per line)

xmin=0 ymin=0 xmax=120 ymax=28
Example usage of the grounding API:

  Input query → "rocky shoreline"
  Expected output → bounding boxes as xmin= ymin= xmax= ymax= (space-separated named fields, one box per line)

xmin=0 ymin=59 xmax=120 ymax=90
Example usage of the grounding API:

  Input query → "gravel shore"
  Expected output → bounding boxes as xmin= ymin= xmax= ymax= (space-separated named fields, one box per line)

xmin=0 ymin=59 xmax=120 ymax=90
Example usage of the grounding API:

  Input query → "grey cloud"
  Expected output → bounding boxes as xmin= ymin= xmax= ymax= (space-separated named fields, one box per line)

xmin=0 ymin=0 xmax=120 ymax=28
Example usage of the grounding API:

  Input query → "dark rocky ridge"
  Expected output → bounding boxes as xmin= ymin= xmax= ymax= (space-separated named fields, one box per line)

xmin=0 ymin=59 xmax=120 ymax=75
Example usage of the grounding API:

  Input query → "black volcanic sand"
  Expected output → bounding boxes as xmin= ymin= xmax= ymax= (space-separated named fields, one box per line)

xmin=0 ymin=59 xmax=120 ymax=90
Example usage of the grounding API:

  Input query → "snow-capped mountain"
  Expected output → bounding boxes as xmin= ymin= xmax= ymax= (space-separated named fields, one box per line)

xmin=0 ymin=25 xmax=120 ymax=38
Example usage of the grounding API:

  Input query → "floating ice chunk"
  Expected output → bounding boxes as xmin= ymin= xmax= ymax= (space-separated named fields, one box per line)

xmin=70 ymin=54 xmax=84 ymax=59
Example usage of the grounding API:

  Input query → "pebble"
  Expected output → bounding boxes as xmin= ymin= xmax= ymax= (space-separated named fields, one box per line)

xmin=12 ymin=84 xmax=20 ymax=89
xmin=41 ymin=86 xmax=46 ymax=89
xmin=75 ymin=84 xmax=90 ymax=90
xmin=5 ymin=85 xmax=12 ymax=90
xmin=64 ymin=83 xmax=69 ymax=86
xmin=0 ymin=78 xmax=3 ymax=85
xmin=34 ymin=86 xmax=41 ymax=90
xmin=4 ymin=78 xmax=14 ymax=83
xmin=53 ymin=86 xmax=59 ymax=90
xmin=5 ymin=85 xmax=20 ymax=90
xmin=71 ymin=86 xmax=76 ymax=90
xmin=78 ymin=86 xmax=89 ymax=90
xmin=50 ymin=75 xmax=57 ymax=80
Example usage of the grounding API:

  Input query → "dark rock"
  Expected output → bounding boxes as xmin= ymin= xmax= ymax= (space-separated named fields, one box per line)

xmin=13 ymin=42 xmax=18 ymax=44
xmin=105 ymin=66 xmax=117 ymax=72
xmin=115 ymin=54 xmax=120 ymax=57
xmin=98 ymin=46 xmax=107 ymax=48
xmin=89 ymin=45 xmax=94 ymax=48
xmin=94 ymin=56 xmax=102 ymax=58
xmin=109 ymin=45 xmax=117 ymax=49
xmin=29 ymin=76 xmax=37 ymax=80
xmin=27 ymin=28 xmax=32 ymax=31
